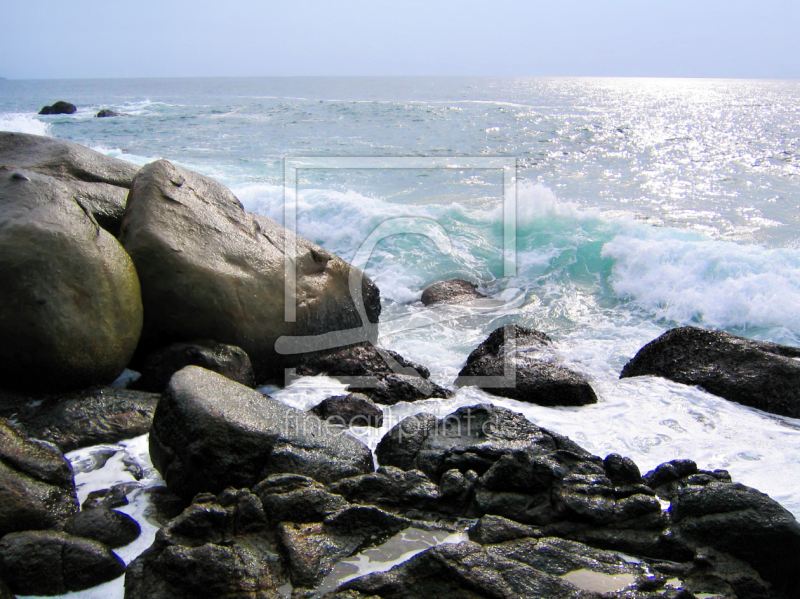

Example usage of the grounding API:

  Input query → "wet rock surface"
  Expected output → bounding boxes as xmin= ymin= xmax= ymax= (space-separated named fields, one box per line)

xmin=420 ymin=278 xmax=485 ymax=306
xmin=621 ymin=326 xmax=800 ymax=418
xmin=0 ymin=387 xmax=158 ymax=452
xmin=0 ymin=530 xmax=124 ymax=595
xmin=38 ymin=101 xmax=77 ymax=115
xmin=64 ymin=506 xmax=141 ymax=549
xmin=295 ymin=344 xmax=452 ymax=405
xmin=149 ymin=367 xmax=374 ymax=500
xmin=0 ymin=418 xmax=78 ymax=536
xmin=328 ymin=467 xmax=441 ymax=513
xmin=456 ymin=324 xmax=598 ymax=406
xmin=309 ymin=393 xmax=383 ymax=428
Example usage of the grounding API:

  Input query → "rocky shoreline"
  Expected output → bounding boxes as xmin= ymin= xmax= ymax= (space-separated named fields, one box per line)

xmin=1 ymin=132 xmax=799 ymax=598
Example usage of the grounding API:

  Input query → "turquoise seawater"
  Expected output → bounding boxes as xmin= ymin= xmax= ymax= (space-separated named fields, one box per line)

xmin=2 ymin=77 xmax=800 ymax=597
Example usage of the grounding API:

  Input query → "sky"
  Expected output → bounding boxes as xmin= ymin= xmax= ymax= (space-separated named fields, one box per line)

xmin=1 ymin=0 xmax=798 ymax=80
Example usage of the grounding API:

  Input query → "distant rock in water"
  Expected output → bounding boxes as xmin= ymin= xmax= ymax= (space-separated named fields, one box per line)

xmin=456 ymin=324 xmax=598 ymax=406
xmin=420 ymin=278 xmax=485 ymax=306
xmin=620 ymin=326 xmax=800 ymax=418
xmin=95 ymin=109 xmax=121 ymax=118
xmin=38 ymin=101 xmax=76 ymax=115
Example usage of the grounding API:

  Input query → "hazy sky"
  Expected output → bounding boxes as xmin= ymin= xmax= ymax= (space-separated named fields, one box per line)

xmin=2 ymin=0 xmax=798 ymax=79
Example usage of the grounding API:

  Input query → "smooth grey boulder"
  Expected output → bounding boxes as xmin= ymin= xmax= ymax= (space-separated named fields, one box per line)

xmin=456 ymin=324 xmax=598 ymax=407
xmin=38 ymin=101 xmax=77 ymax=115
xmin=0 ymin=418 xmax=78 ymax=536
xmin=149 ymin=367 xmax=374 ymax=500
xmin=119 ymin=159 xmax=380 ymax=381
xmin=0 ymin=132 xmax=139 ymax=233
xmin=420 ymin=278 xmax=485 ymax=306
xmin=0 ymin=168 xmax=143 ymax=393
xmin=0 ymin=530 xmax=124 ymax=595
xmin=621 ymin=326 xmax=800 ymax=418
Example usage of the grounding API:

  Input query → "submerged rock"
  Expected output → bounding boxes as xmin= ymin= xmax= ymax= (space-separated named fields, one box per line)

xmin=620 ymin=326 xmax=800 ymax=418
xmin=309 ymin=393 xmax=383 ymax=428
xmin=420 ymin=278 xmax=485 ymax=306
xmin=0 ymin=530 xmax=124 ymax=595
xmin=149 ymin=367 xmax=374 ymax=500
xmin=0 ymin=418 xmax=78 ymax=537
xmin=295 ymin=344 xmax=452 ymax=405
xmin=0 ymin=168 xmax=143 ymax=393
xmin=38 ymin=101 xmax=77 ymax=115
xmin=96 ymin=109 xmax=122 ymax=117
xmin=456 ymin=324 xmax=598 ymax=407
xmin=0 ymin=387 xmax=158 ymax=451
xmin=119 ymin=159 xmax=380 ymax=381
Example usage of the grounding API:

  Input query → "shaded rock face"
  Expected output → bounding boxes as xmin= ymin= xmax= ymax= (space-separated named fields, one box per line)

xmin=119 ymin=159 xmax=380 ymax=382
xmin=135 ymin=339 xmax=255 ymax=393
xmin=0 ymin=132 xmax=139 ymax=234
xmin=0 ymin=530 xmax=124 ymax=595
xmin=0 ymin=168 xmax=143 ymax=393
xmin=0 ymin=387 xmax=158 ymax=452
xmin=328 ymin=466 xmax=441 ymax=513
xmin=64 ymin=506 xmax=141 ymax=549
xmin=456 ymin=324 xmax=598 ymax=407
xmin=124 ymin=489 xmax=285 ymax=599
xmin=0 ymin=418 xmax=78 ymax=536
xmin=420 ymin=278 xmax=485 ymax=306
xmin=309 ymin=393 xmax=383 ymax=428
xmin=149 ymin=367 xmax=374 ymax=501
xmin=253 ymin=474 xmax=350 ymax=524
xmin=38 ymin=101 xmax=77 ymax=115
xmin=295 ymin=344 xmax=452 ymax=405
xmin=620 ymin=326 xmax=800 ymax=418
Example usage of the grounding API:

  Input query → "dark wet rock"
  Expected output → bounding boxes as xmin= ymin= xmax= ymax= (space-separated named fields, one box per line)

xmin=149 ymin=367 xmax=373 ymax=500
xmin=134 ymin=339 xmax=255 ymax=392
xmin=373 ymin=412 xmax=438 ymax=472
xmin=680 ymin=547 xmax=772 ymax=599
xmin=0 ymin=167 xmax=142 ymax=393
xmin=309 ymin=393 xmax=383 ymax=428
xmin=125 ymin=489 xmax=285 ymax=599
xmin=328 ymin=467 xmax=440 ymax=512
xmin=0 ymin=530 xmax=124 ymax=595
xmin=0 ymin=418 xmax=78 ymax=536
xmin=65 ymin=507 xmax=141 ymax=548
xmin=82 ymin=483 xmax=135 ymax=510
xmin=603 ymin=453 xmax=643 ymax=487
xmin=671 ymin=481 xmax=800 ymax=594
xmin=456 ymin=324 xmax=598 ymax=407
xmin=295 ymin=344 xmax=451 ymax=405
xmin=119 ymin=159 xmax=379 ymax=381
xmin=620 ymin=326 xmax=800 ymax=418
xmin=253 ymin=474 xmax=349 ymax=524
xmin=643 ymin=459 xmax=732 ymax=501
xmin=96 ymin=109 xmax=121 ymax=117
xmin=0 ymin=132 xmax=139 ymax=234
xmin=142 ymin=486 xmax=187 ymax=527
xmin=0 ymin=387 xmax=158 ymax=451
xmin=38 ymin=101 xmax=77 ymax=115
xmin=280 ymin=506 xmax=410 ymax=588
xmin=438 ymin=468 xmax=478 ymax=515
xmin=420 ymin=278 xmax=485 ymax=306
xmin=0 ymin=578 xmax=12 ymax=599
xmin=468 ymin=514 xmax=542 ymax=545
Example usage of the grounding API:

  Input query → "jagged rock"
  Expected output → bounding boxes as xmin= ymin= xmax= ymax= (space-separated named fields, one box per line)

xmin=64 ymin=507 xmax=141 ymax=548
xmin=135 ymin=339 xmax=255 ymax=392
xmin=603 ymin=453 xmax=643 ymax=487
xmin=671 ymin=480 xmax=800 ymax=595
xmin=0 ymin=530 xmax=124 ymax=595
xmin=0 ymin=418 xmax=78 ymax=536
xmin=456 ymin=324 xmax=598 ymax=406
xmin=295 ymin=344 xmax=451 ymax=405
xmin=82 ymin=484 xmax=133 ymax=510
xmin=38 ymin=101 xmax=77 ymax=115
xmin=0 ymin=387 xmax=158 ymax=451
xmin=253 ymin=474 xmax=349 ymax=524
xmin=149 ymin=367 xmax=373 ymax=500
xmin=280 ymin=506 xmax=410 ymax=588
xmin=119 ymin=159 xmax=379 ymax=381
xmin=0 ymin=132 xmax=139 ymax=234
xmin=124 ymin=489 xmax=285 ymax=599
xmin=309 ymin=393 xmax=383 ymax=428
xmin=468 ymin=515 xmax=543 ymax=545
xmin=643 ymin=459 xmax=732 ymax=501
xmin=420 ymin=278 xmax=485 ymax=306
xmin=96 ymin=109 xmax=122 ymax=117
xmin=621 ymin=326 xmax=800 ymax=418
xmin=328 ymin=467 xmax=440 ymax=512
xmin=0 ymin=167 xmax=143 ymax=393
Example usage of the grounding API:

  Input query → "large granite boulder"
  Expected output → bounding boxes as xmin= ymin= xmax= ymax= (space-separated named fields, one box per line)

xmin=456 ymin=325 xmax=598 ymax=407
xmin=0 ymin=418 xmax=78 ymax=536
xmin=620 ymin=326 xmax=800 ymax=418
xmin=0 ymin=387 xmax=158 ymax=451
xmin=119 ymin=159 xmax=380 ymax=381
xmin=0 ymin=530 xmax=124 ymax=595
xmin=0 ymin=132 xmax=139 ymax=233
xmin=149 ymin=367 xmax=374 ymax=500
xmin=0 ymin=168 xmax=143 ymax=393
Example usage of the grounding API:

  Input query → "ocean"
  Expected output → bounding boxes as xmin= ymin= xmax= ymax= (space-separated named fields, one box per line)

xmin=1 ymin=76 xmax=799 ymax=598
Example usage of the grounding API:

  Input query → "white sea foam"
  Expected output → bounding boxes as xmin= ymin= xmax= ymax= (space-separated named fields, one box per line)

xmin=0 ymin=113 xmax=50 ymax=136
